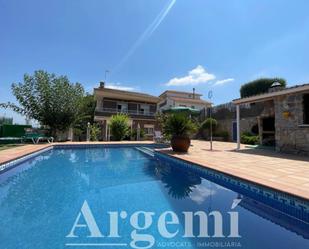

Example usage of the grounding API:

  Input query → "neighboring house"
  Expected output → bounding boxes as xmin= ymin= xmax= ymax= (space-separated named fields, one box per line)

xmin=94 ymin=82 xmax=160 ymax=140
xmin=229 ymin=83 xmax=309 ymax=155
xmin=158 ymin=90 xmax=211 ymax=112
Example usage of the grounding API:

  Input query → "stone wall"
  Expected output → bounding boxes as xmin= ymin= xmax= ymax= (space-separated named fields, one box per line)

xmin=214 ymin=117 xmax=259 ymax=141
xmin=274 ymin=93 xmax=309 ymax=156
xmin=212 ymin=102 xmax=274 ymax=141
xmin=211 ymin=94 xmax=309 ymax=155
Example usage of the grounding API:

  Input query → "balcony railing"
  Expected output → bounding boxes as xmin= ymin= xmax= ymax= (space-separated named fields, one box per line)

xmin=96 ymin=107 xmax=156 ymax=117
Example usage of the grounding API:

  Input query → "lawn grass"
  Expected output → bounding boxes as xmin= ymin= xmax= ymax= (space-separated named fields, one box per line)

xmin=0 ymin=144 xmax=24 ymax=151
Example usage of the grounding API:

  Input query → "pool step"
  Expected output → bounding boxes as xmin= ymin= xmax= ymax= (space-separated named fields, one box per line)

xmin=135 ymin=147 xmax=155 ymax=157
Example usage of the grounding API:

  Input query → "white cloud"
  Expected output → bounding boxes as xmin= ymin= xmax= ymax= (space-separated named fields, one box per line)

xmin=214 ymin=78 xmax=235 ymax=86
xmin=190 ymin=185 xmax=215 ymax=205
xmin=105 ymin=83 xmax=136 ymax=91
xmin=165 ymin=65 xmax=216 ymax=86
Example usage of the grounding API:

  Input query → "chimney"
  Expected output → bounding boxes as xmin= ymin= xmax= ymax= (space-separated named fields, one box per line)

xmin=193 ymin=88 xmax=195 ymax=99
xmin=268 ymin=82 xmax=284 ymax=93
xmin=99 ymin=81 xmax=105 ymax=88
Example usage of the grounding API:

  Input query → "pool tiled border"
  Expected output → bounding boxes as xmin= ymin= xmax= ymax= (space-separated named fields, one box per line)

xmin=0 ymin=143 xmax=167 ymax=173
xmin=0 ymin=146 xmax=53 ymax=173
xmin=0 ymin=142 xmax=308 ymax=219
xmin=154 ymin=151 xmax=309 ymax=222
xmin=54 ymin=143 xmax=166 ymax=149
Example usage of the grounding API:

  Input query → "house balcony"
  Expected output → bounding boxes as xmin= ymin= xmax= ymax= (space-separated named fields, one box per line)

xmin=95 ymin=107 xmax=156 ymax=120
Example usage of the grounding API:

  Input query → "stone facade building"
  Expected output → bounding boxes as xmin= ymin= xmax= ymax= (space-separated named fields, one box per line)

xmin=273 ymin=90 xmax=309 ymax=155
xmin=212 ymin=101 xmax=275 ymax=144
xmin=231 ymin=84 xmax=309 ymax=156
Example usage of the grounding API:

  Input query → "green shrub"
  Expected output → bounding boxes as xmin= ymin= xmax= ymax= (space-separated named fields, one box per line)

xmin=109 ymin=114 xmax=129 ymax=141
xmin=73 ymin=94 xmax=96 ymax=141
xmin=163 ymin=113 xmax=197 ymax=137
xmin=129 ymin=128 xmax=145 ymax=140
xmin=241 ymin=132 xmax=259 ymax=145
xmin=0 ymin=124 xmax=32 ymax=137
xmin=213 ymin=130 xmax=229 ymax=140
xmin=240 ymin=78 xmax=286 ymax=98
xmin=90 ymin=123 xmax=101 ymax=141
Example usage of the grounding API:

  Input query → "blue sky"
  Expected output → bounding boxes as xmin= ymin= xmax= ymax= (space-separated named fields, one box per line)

xmin=1 ymin=0 xmax=309 ymax=124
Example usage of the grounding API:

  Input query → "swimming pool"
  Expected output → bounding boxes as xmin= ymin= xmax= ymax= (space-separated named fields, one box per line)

xmin=0 ymin=146 xmax=308 ymax=249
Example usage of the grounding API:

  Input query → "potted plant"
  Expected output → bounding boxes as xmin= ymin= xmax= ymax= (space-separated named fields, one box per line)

xmin=162 ymin=114 xmax=197 ymax=152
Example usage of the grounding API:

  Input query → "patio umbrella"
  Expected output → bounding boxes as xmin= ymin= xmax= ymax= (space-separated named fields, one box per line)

xmin=162 ymin=107 xmax=200 ymax=116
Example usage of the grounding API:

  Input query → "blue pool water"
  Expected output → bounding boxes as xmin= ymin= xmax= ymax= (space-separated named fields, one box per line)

xmin=0 ymin=146 xmax=308 ymax=249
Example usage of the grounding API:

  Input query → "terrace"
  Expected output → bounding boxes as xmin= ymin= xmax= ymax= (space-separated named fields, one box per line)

xmin=94 ymin=83 xmax=159 ymax=120
xmin=95 ymin=105 xmax=156 ymax=119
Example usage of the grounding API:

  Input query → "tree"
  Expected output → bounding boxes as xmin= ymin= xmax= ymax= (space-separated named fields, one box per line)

xmin=73 ymin=94 xmax=96 ymax=140
xmin=201 ymin=118 xmax=217 ymax=130
xmin=109 ymin=114 xmax=129 ymax=141
xmin=240 ymin=78 xmax=286 ymax=98
xmin=0 ymin=70 xmax=84 ymax=135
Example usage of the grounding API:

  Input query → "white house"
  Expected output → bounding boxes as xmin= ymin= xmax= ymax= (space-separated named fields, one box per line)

xmin=158 ymin=90 xmax=211 ymax=112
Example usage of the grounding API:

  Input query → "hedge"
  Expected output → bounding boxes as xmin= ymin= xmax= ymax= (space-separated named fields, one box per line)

xmin=240 ymin=78 xmax=286 ymax=98
xmin=0 ymin=124 xmax=32 ymax=137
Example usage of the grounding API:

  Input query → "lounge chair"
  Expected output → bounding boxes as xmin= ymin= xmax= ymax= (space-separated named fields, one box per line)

xmin=22 ymin=133 xmax=54 ymax=144
xmin=154 ymin=131 xmax=164 ymax=143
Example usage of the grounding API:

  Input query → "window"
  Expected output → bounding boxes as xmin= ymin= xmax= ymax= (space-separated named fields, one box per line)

xmin=159 ymin=100 xmax=167 ymax=108
xmin=117 ymin=102 xmax=128 ymax=113
xmin=140 ymin=104 xmax=149 ymax=114
xmin=179 ymin=104 xmax=187 ymax=107
xmin=144 ymin=127 xmax=154 ymax=135
xmin=303 ymin=94 xmax=309 ymax=124
xmin=191 ymin=106 xmax=195 ymax=109
xmin=144 ymin=125 xmax=154 ymax=135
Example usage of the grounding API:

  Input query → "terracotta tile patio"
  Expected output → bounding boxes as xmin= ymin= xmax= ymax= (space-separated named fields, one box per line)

xmin=0 ymin=144 xmax=52 ymax=165
xmin=157 ymin=140 xmax=309 ymax=200
xmin=0 ymin=140 xmax=308 ymax=200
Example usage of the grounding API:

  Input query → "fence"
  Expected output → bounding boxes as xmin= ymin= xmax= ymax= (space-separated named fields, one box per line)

xmin=0 ymin=124 xmax=32 ymax=137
